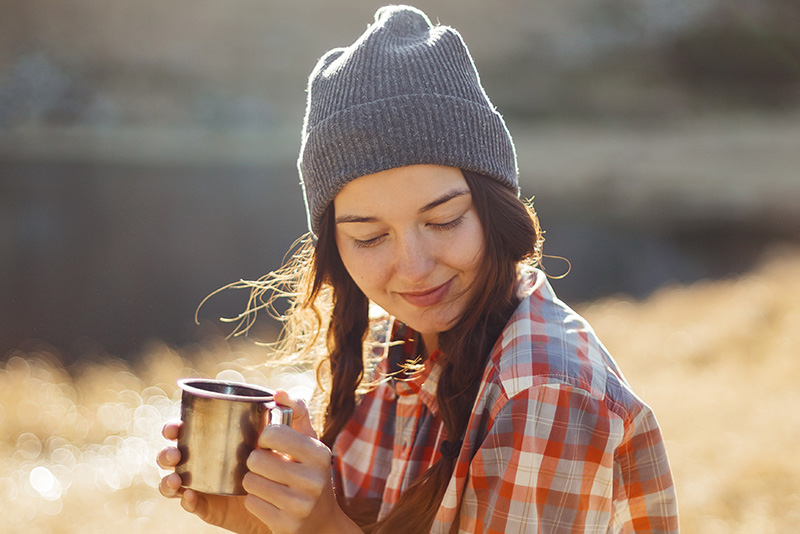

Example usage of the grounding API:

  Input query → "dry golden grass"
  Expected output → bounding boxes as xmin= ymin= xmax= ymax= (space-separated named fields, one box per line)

xmin=580 ymin=245 xmax=800 ymax=533
xmin=2 ymin=245 xmax=799 ymax=533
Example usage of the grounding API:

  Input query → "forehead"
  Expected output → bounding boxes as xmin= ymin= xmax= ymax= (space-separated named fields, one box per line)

xmin=333 ymin=165 xmax=468 ymax=214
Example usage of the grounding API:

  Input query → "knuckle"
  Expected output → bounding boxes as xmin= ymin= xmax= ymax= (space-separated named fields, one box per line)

xmin=158 ymin=477 xmax=173 ymax=497
xmin=246 ymin=450 xmax=261 ymax=471
xmin=296 ymin=470 xmax=326 ymax=500
xmin=247 ymin=448 xmax=273 ymax=473
xmin=313 ymin=441 xmax=333 ymax=466
xmin=241 ymin=471 xmax=260 ymax=494
xmin=156 ymin=446 xmax=179 ymax=468
xmin=162 ymin=421 xmax=179 ymax=438
xmin=294 ymin=398 xmax=308 ymax=414
xmin=295 ymin=500 xmax=314 ymax=520
xmin=258 ymin=424 xmax=278 ymax=445
xmin=309 ymin=470 xmax=327 ymax=492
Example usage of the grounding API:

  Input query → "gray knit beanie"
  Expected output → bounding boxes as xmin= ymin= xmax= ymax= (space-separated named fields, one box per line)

xmin=298 ymin=4 xmax=519 ymax=235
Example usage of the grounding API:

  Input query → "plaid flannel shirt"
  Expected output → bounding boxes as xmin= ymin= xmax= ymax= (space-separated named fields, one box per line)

xmin=332 ymin=268 xmax=679 ymax=533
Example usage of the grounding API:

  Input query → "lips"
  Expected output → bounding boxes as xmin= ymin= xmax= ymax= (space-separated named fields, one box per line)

xmin=397 ymin=278 xmax=453 ymax=308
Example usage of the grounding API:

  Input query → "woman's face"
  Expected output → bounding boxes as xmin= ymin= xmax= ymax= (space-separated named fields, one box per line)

xmin=333 ymin=165 xmax=485 ymax=348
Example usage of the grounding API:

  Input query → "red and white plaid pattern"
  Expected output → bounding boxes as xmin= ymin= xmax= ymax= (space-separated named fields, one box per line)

xmin=332 ymin=268 xmax=679 ymax=533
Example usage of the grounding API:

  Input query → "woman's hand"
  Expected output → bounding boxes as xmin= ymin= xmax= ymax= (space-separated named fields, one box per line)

xmin=157 ymin=422 xmax=268 ymax=534
xmin=242 ymin=390 xmax=361 ymax=534
xmin=156 ymin=390 xmax=360 ymax=534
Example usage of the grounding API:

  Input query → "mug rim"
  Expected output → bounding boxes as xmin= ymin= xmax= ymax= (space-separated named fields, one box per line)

xmin=177 ymin=378 xmax=276 ymax=403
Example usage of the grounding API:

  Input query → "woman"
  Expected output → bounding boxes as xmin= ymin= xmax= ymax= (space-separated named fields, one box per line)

xmin=158 ymin=5 xmax=678 ymax=533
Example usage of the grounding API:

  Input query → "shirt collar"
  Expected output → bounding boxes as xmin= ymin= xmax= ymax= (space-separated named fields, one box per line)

xmin=394 ymin=348 xmax=442 ymax=415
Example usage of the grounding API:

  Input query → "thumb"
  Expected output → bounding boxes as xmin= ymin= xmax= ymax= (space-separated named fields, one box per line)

xmin=273 ymin=389 xmax=317 ymax=439
xmin=181 ymin=489 xmax=207 ymax=518
xmin=182 ymin=490 xmax=243 ymax=529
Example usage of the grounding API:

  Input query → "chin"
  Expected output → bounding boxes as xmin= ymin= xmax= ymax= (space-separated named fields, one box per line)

xmin=404 ymin=313 xmax=460 ymax=336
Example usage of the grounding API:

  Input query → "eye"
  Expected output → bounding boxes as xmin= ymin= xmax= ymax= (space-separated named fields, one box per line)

xmin=430 ymin=215 xmax=465 ymax=231
xmin=353 ymin=234 xmax=387 ymax=248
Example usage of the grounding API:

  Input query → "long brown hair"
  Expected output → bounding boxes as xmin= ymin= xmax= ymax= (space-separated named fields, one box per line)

xmin=307 ymin=169 xmax=544 ymax=531
xmin=211 ymin=169 xmax=543 ymax=530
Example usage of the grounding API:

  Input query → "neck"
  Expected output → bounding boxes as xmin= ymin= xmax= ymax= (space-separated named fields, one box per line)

xmin=421 ymin=332 xmax=439 ymax=356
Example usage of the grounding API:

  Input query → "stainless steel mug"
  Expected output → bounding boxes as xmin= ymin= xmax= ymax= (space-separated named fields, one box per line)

xmin=175 ymin=378 xmax=294 ymax=495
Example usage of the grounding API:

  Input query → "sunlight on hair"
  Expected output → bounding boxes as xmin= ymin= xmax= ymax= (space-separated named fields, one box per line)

xmin=195 ymin=234 xmax=318 ymax=340
xmin=540 ymin=253 xmax=572 ymax=280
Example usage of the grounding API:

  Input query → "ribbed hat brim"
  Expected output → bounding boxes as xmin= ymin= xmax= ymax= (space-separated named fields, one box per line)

xmin=300 ymin=93 xmax=518 ymax=234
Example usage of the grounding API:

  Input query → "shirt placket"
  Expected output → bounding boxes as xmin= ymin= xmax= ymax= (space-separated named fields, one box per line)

xmin=383 ymin=388 xmax=423 ymax=503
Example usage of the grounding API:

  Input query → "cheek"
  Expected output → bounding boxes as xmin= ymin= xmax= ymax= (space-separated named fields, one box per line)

xmin=447 ymin=222 xmax=485 ymax=273
xmin=337 ymin=246 xmax=390 ymax=294
xmin=456 ymin=248 xmax=483 ymax=284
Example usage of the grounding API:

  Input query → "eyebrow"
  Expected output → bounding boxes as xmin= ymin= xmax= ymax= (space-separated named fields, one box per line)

xmin=335 ymin=188 xmax=471 ymax=225
xmin=419 ymin=188 xmax=470 ymax=213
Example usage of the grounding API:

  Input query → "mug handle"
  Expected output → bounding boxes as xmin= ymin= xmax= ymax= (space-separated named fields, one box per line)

xmin=264 ymin=400 xmax=293 ymax=427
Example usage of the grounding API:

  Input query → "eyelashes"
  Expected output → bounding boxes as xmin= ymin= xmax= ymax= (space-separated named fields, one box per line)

xmin=353 ymin=234 xmax=386 ymax=248
xmin=352 ymin=215 xmax=466 ymax=249
xmin=431 ymin=215 xmax=464 ymax=232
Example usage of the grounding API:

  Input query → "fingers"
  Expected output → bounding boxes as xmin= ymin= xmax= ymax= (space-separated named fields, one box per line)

xmin=162 ymin=421 xmax=182 ymax=440
xmin=242 ymin=452 xmax=344 ymax=534
xmin=242 ymin=472 xmax=327 ymax=533
xmin=159 ymin=476 xmax=206 ymax=521
xmin=244 ymin=494 xmax=289 ymax=532
xmin=180 ymin=489 xmax=201 ymax=515
xmin=247 ymin=443 xmax=331 ymax=494
xmin=159 ymin=479 xmax=210 ymax=523
xmin=159 ymin=472 xmax=184 ymax=499
xmin=156 ymin=446 xmax=181 ymax=469
xmin=256 ymin=424 xmax=330 ymax=468
xmin=243 ymin=471 xmax=313 ymax=515
xmin=157 ymin=444 xmax=184 ymax=500
xmin=272 ymin=389 xmax=317 ymax=439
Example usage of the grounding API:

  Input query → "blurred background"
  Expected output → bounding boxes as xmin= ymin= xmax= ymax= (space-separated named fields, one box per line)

xmin=2 ymin=0 xmax=798 ymax=360
xmin=1 ymin=0 xmax=799 ymax=532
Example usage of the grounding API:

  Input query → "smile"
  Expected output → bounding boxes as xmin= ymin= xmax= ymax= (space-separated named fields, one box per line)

xmin=397 ymin=278 xmax=454 ymax=308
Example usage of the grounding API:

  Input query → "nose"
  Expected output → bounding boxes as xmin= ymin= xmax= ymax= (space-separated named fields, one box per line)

xmin=394 ymin=229 xmax=435 ymax=285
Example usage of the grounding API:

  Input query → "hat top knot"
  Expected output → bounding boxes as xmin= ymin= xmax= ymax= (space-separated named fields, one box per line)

xmin=373 ymin=5 xmax=432 ymax=31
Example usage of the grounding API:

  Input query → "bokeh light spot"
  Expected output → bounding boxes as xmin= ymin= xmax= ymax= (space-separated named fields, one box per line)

xmin=29 ymin=466 xmax=62 ymax=501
